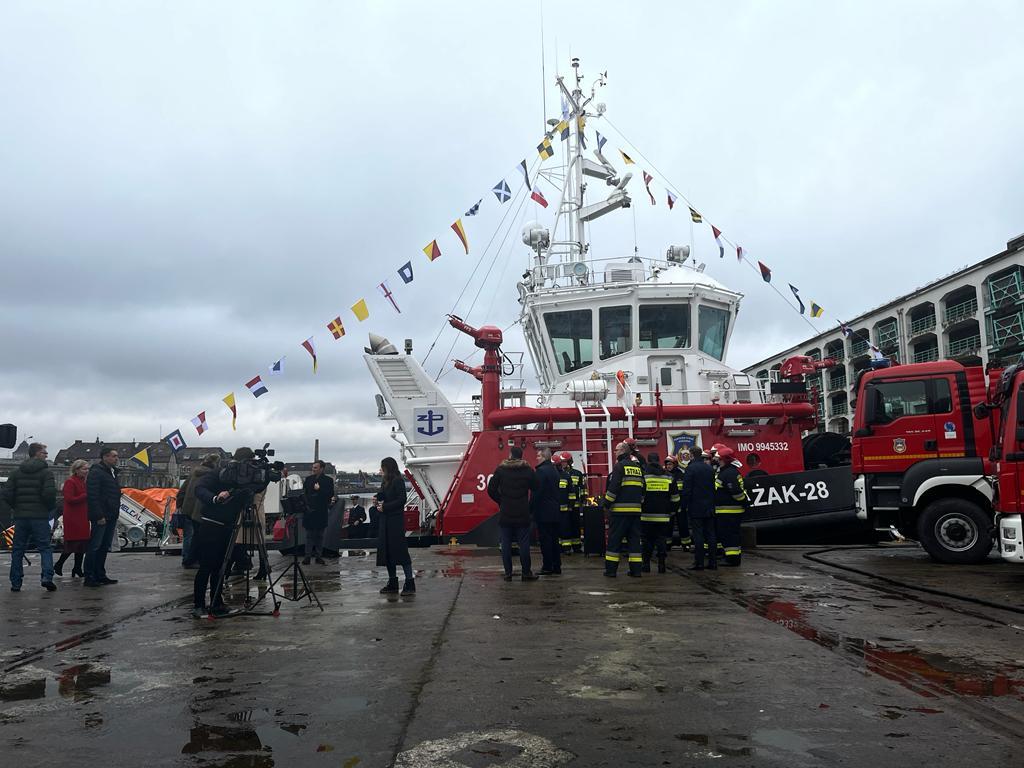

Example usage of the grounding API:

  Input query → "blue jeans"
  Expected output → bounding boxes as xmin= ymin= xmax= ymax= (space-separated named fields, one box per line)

xmin=181 ymin=517 xmax=196 ymax=564
xmin=498 ymin=524 xmax=533 ymax=576
xmin=10 ymin=518 xmax=54 ymax=588
xmin=84 ymin=519 xmax=117 ymax=582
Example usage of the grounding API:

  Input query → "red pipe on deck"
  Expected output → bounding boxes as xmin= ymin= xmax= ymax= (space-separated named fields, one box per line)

xmin=484 ymin=402 xmax=815 ymax=429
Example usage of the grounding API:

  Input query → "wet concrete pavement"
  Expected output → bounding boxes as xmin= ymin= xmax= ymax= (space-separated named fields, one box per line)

xmin=1 ymin=544 xmax=1023 ymax=767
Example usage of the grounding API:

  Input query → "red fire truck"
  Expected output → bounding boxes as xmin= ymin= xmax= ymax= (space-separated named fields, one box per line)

xmin=982 ymin=363 xmax=1024 ymax=562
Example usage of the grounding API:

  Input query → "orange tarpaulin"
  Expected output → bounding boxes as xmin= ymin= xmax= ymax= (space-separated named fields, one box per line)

xmin=122 ymin=487 xmax=179 ymax=519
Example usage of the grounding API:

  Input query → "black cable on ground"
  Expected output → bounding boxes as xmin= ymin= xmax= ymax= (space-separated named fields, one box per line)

xmin=758 ymin=545 xmax=1024 ymax=616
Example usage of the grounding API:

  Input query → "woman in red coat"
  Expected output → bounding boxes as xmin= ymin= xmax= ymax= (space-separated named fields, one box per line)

xmin=55 ymin=460 xmax=91 ymax=577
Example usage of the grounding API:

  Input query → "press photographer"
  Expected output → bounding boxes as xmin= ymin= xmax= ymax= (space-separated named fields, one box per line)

xmin=191 ymin=445 xmax=282 ymax=618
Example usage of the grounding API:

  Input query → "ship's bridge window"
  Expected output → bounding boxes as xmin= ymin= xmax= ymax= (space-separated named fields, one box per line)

xmin=599 ymin=305 xmax=633 ymax=360
xmin=544 ymin=309 xmax=593 ymax=374
xmin=639 ymin=304 xmax=690 ymax=349
xmin=697 ymin=305 xmax=730 ymax=360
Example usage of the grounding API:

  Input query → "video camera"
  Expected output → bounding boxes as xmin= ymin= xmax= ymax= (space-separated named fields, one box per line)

xmin=220 ymin=442 xmax=285 ymax=495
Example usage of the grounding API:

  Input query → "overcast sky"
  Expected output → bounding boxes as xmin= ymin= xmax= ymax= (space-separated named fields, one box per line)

xmin=2 ymin=1 xmax=1021 ymax=469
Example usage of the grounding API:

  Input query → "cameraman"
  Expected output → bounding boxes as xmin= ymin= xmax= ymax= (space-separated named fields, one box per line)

xmin=191 ymin=447 xmax=265 ymax=618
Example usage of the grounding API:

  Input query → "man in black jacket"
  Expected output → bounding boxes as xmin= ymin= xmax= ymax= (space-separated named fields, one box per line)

xmin=84 ymin=447 xmax=121 ymax=587
xmin=487 ymin=447 xmax=538 ymax=581
xmin=680 ymin=446 xmax=717 ymax=570
xmin=531 ymin=447 xmax=561 ymax=576
xmin=302 ymin=460 xmax=335 ymax=565
xmin=4 ymin=442 xmax=57 ymax=592
xmin=191 ymin=447 xmax=263 ymax=617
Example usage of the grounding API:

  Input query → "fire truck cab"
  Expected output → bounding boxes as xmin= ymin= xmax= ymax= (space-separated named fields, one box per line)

xmin=851 ymin=360 xmax=998 ymax=564
xmin=988 ymin=362 xmax=1024 ymax=562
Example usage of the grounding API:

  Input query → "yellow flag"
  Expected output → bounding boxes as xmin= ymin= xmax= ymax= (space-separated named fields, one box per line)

xmin=223 ymin=392 xmax=237 ymax=430
xmin=351 ymin=299 xmax=369 ymax=322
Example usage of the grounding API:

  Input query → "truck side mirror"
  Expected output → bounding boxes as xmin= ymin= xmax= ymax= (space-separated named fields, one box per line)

xmin=973 ymin=403 xmax=990 ymax=420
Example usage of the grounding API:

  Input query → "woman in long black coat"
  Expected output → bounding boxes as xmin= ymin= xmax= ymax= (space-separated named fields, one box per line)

xmin=375 ymin=456 xmax=414 ymax=595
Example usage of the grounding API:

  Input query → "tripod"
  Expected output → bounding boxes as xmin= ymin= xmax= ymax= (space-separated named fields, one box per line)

xmin=214 ymin=498 xmax=281 ymax=617
xmin=270 ymin=511 xmax=323 ymax=611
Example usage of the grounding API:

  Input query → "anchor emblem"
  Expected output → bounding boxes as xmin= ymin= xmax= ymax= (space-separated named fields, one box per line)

xmin=416 ymin=409 xmax=446 ymax=437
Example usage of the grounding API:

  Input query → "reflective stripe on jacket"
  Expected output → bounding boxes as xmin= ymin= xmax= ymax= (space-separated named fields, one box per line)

xmin=604 ymin=459 xmax=645 ymax=514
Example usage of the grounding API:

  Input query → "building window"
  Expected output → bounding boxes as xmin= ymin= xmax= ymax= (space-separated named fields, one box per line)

xmin=599 ymin=305 xmax=633 ymax=360
xmin=639 ymin=304 xmax=690 ymax=350
xmin=544 ymin=309 xmax=593 ymax=374
xmin=697 ymin=305 xmax=730 ymax=360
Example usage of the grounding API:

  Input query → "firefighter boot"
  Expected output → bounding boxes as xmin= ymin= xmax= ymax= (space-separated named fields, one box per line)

xmin=642 ymin=556 xmax=652 ymax=573
xmin=657 ymin=555 xmax=667 ymax=574
xmin=604 ymin=554 xmax=619 ymax=578
xmin=627 ymin=561 xmax=642 ymax=578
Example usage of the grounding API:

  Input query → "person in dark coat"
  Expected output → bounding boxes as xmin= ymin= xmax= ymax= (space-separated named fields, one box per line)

xmin=376 ymin=456 xmax=414 ymax=595
xmin=346 ymin=495 xmax=368 ymax=538
xmin=4 ymin=442 xmax=57 ymax=592
xmin=302 ymin=460 xmax=335 ymax=565
xmin=487 ymin=446 xmax=539 ymax=581
xmin=531 ymin=447 xmax=562 ymax=575
xmin=178 ymin=454 xmax=221 ymax=569
xmin=84 ymin=446 xmax=122 ymax=587
xmin=55 ymin=459 xmax=91 ymax=577
xmin=680 ymin=446 xmax=717 ymax=570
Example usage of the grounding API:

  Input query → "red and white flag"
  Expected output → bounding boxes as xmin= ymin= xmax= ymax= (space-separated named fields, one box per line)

xmin=530 ymin=189 xmax=549 ymax=208
xmin=302 ymin=336 xmax=318 ymax=373
xmin=711 ymin=225 xmax=725 ymax=258
xmin=378 ymin=281 xmax=400 ymax=313
xmin=666 ymin=190 xmax=677 ymax=210
xmin=736 ymin=245 xmax=744 ymax=263
xmin=642 ymin=171 xmax=656 ymax=205
xmin=191 ymin=411 xmax=208 ymax=436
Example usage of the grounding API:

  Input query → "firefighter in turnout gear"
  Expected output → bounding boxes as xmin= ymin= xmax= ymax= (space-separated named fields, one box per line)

xmin=554 ymin=453 xmax=578 ymax=554
xmin=664 ymin=455 xmax=691 ymax=550
xmin=604 ymin=442 xmax=646 ymax=577
xmin=560 ymin=452 xmax=585 ymax=553
xmin=640 ymin=453 xmax=680 ymax=573
xmin=713 ymin=446 xmax=748 ymax=566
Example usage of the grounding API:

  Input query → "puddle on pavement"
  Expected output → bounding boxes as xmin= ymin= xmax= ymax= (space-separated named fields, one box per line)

xmin=675 ymin=732 xmax=751 ymax=757
xmin=0 ymin=663 xmax=110 ymax=703
xmin=742 ymin=594 xmax=1024 ymax=700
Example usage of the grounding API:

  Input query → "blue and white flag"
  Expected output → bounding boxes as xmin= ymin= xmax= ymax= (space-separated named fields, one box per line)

xmin=164 ymin=429 xmax=187 ymax=453
xmin=596 ymin=131 xmax=607 ymax=152
xmin=492 ymin=179 xmax=511 ymax=203
xmin=268 ymin=358 xmax=285 ymax=376
xmin=561 ymin=96 xmax=570 ymax=121
xmin=465 ymin=199 xmax=481 ymax=217
xmin=517 ymin=160 xmax=531 ymax=191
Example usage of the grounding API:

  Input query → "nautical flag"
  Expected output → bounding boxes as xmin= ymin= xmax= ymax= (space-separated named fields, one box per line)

xmin=556 ymin=120 xmax=569 ymax=141
xmin=493 ymin=180 xmax=511 ymax=203
xmin=689 ymin=207 xmax=702 ymax=223
xmin=619 ymin=149 xmax=634 ymax=165
xmin=537 ymin=136 xmax=554 ymax=160
xmin=517 ymin=159 xmax=532 ymax=190
xmin=303 ymin=335 xmax=319 ymax=372
xmin=164 ymin=429 xmax=187 ymax=453
xmin=870 ymin=344 xmax=884 ymax=361
xmin=840 ymin=323 xmax=853 ymax=338
xmin=451 ymin=218 xmax=469 ymax=254
xmin=666 ymin=190 xmax=677 ymax=210
xmin=530 ymin=189 xmax=549 ymax=208
xmin=423 ymin=238 xmax=441 ymax=261
xmin=643 ymin=171 xmax=656 ymax=205
xmin=326 ymin=317 xmax=344 ymax=340
xmin=378 ymin=281 xmax=400 ymax=313
xmin=577 ymin=114 xmax=587 ymax=148
xmin=711 ymin=225 xmax=725 ymax=258
xmin=596 ymin=131 xmax=607 ymax=152
xmin=561 ymin=97 xmax=570 ymax=121
xmin=398 ymin=261 xmax=414 ymax=284
xmin=736 ymin=245 xmax=744 ymax=263
xmin=130 ymin=447 xmax=151 ymax=470
xmin=810 ymin=302 xmax=824 ymax=318
xmin=246 ymin=375 xmax=268 ymax=398
xmin=268 ymin=358 xmax=284 ymax=376
xmin=758 ymin=261 xmax=772 ymax=283
xmin=351 ymin=299 xmax=369 ymax=321
xmin=191 ymin=411 xmax=209 ymax=435
xmin=789 ymin=284 xmax=805 ymax=314
xmin=464 ymin=199 xmax=481 ymax=217
xmin=223 ymin=393 xmax=237 ymax=430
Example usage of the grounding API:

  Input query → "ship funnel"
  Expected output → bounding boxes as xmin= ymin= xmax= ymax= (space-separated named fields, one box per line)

xmin=365 ymin=333 xmax=399 ymax=355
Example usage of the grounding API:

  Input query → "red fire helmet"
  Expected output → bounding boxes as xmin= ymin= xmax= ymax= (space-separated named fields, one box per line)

xmin=559 ymin=451 xmax=573 ymax=464
xmin=715 ymin=445 xmax=736 ymax=462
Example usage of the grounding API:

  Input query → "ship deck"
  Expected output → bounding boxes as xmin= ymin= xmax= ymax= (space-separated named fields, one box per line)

xmin=2 ymin=544 xmax=1022 ymax=767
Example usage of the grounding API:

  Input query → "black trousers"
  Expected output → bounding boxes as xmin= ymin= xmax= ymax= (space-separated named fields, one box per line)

xmin=498 ymin=524 xmax=533 ymax=575
xmin=689 ymin=516 xmax=717 ymax=567
xmin=605 ymin=513 xmax=642 ymax=574
xmin=641 ymin=520 xmax=671 ymax=561
xmin=676 ymin=510 xmax=691 ymax=544
xmin=193 ymin=525 xmax=232 ymax=609
xmin=537 ymin=521 xmax=561 ymax=573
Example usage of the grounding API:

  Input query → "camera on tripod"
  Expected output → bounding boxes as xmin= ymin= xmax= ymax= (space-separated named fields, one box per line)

xmin=220 ymin=443 xmax=285 ymax=495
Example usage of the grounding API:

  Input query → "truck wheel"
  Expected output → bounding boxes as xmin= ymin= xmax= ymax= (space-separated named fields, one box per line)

xmin=916 ymin=498 xmax=993 ymax=564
